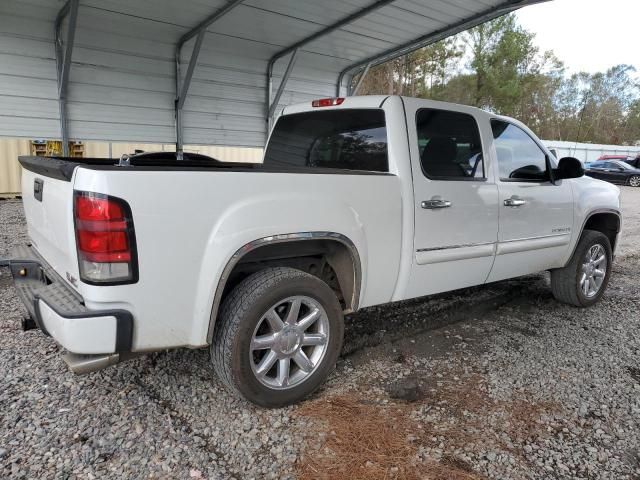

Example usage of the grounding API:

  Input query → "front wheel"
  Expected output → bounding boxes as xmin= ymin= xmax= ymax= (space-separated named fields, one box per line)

xmin=550 ymin=229 xmax=612 ymax=307
xmin=628 ymin=175 xmax=640 ymax=187
xmin=211 ymin=267 xmax=344 ymax=407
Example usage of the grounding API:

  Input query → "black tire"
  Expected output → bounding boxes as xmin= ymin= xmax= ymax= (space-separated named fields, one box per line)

xmin=211 ymin=267 xmax=344 ymax=408
xmin=550 ymin=229 xmax=612 ymax=307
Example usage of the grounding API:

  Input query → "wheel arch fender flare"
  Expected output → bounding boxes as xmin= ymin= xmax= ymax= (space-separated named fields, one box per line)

xmin=564 ymin=208 xmax=621 ymax=267
xmin=205 ymin=232 xmax=362 ymax=344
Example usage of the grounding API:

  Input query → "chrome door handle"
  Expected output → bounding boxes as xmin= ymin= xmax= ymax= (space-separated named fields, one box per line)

xmin=504 ymin=197 xmax=526 ymax=207
xmin=422 ymin=199 xmax=451 ymax=209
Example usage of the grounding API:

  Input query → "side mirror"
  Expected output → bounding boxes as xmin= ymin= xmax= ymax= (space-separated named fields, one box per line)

xmin=554 ymin=157 xmax=584 ymax=180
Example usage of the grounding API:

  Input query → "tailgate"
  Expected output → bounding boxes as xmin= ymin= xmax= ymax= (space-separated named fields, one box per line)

xmin=20 ymin=158 xmax=80 ymax=290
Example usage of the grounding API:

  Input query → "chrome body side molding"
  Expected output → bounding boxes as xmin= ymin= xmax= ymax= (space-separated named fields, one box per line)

xmin=415 ymin=241 xmax=496 ymax=265
xmin=496 ymin=233 xmax=571 ymax=255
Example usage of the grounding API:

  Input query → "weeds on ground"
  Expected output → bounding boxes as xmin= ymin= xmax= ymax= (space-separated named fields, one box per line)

xmin=296 ymin=393 xmax=480 ymax=480
xmin=296 ymin=367 xmax=559 ymax=480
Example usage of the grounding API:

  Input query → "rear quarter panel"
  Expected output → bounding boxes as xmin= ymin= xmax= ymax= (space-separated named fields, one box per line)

xmin=72 ymin=168 xmax=403 ymax=350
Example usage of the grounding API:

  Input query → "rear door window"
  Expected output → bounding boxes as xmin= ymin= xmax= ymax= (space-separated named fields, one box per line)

xmin=415 ymin=109 xmax=485 ymax=180
xmin=264 ymin=109 xmax=388 ymax=172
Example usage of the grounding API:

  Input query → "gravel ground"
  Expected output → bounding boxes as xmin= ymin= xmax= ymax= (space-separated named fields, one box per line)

xmin=1 ymin=187 xmax=639 ymax=479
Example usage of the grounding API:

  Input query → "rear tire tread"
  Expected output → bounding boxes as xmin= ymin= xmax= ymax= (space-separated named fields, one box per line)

xmin=211 ymin=267 xmax=342 ymax=407
xmin=212 ymin=268 xmax=301 ymax=395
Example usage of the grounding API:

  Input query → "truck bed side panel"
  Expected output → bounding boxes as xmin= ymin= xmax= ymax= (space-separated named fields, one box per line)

xmin=72 ymin=168 xmax=403 ymax=350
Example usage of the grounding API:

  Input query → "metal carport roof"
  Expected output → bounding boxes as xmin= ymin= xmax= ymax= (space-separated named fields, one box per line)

xmin=0 ymin=0 xmax=548 ymax=154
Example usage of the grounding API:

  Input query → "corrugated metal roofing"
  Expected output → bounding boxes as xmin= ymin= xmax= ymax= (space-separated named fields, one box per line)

xmin=0 ymin=0 xmax=547 ymax=147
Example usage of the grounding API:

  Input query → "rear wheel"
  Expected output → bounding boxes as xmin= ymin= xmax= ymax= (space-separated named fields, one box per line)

xmin=628 ymin=175 xmax=640 ymax=187
xmin=550 ymin=229 xmax=612 ymax=307
xmin=211 ymin=267 xmax=344 ymax=407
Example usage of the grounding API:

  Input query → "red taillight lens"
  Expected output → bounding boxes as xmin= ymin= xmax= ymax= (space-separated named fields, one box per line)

xmin=75 ymin=195 xmax=124 ymax=221
xmin=77 ymin=230 xmax=130 ymax=260
xmin=312 ymin=97 xmax=345 ymax=107
xmin=74 ymin=192 xmax=137 ymax=284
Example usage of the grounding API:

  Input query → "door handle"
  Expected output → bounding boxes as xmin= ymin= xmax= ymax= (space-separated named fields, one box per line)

xmin=422 ymin=199 xmax=451 ymax=209
xmin=504 ymin=197 xmax=526 ymax=207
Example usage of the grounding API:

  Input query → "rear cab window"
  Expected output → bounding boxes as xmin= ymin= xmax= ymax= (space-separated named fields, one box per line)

xmin=264 ymin=109 xmax=388 ymax=173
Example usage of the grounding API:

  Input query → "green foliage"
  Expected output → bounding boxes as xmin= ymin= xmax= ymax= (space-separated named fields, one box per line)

xmin=356 ymin=14 xmax=640 ymax=145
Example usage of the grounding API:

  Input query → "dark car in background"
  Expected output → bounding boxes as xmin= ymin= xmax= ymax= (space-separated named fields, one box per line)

xmin=594 ymin=154 xmax=640 ymax=169
xmin=585 ymin=160 xmax=640 ymax=187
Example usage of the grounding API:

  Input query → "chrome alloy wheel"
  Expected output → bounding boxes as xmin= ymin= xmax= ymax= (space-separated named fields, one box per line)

xmin=629 ymin=175 xmax=640 ymax=187
xmin=250 ymin=296 xmax=329 ymax=390
xmin=580 ymin=244 xmax=607 ymax=298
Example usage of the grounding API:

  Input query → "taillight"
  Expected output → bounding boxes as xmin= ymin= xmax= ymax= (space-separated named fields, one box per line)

xmin=74 ymin=191 xmax=138 ymax=284
xmin=312 ymin=97 xmax=345 ymax=107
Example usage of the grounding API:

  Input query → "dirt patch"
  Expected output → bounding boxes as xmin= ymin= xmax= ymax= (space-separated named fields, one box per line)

xmin=296 ymin=393 xmax=480 ymax=480
xmin=296 ymin=366 xmax=560 ymax=480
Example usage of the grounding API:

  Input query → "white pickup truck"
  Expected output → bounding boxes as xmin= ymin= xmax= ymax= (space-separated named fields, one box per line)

xmin=2 ymin=96 xmax=621 ymax=407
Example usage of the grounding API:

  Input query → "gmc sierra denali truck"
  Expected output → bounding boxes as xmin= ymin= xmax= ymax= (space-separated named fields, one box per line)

xmin=1 ymin=96 xmax=621 ymax=407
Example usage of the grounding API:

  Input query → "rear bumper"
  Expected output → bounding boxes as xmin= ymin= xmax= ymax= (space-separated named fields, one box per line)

xmin=2 ymin=245 xmax=133 ymax=355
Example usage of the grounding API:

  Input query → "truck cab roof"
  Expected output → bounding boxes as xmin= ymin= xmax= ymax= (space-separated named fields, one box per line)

xmin=281 ymin=95 xmax=492 ymax=119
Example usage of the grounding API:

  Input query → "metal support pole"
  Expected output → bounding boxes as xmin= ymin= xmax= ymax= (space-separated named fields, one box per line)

xmin=336 ymin=0 xmax=551 ymax=96
xmin=336 ymin=70 xmax=350 ymax=97
xmin=265 ymin=0 xmax=396 ymax=127
xmin=54 ymin=0 xmax=79 ymax=157
xmin=267 ymin=49 xmax=299 ymax=123
xmin=174 ymin=0 xmax=245 ymax=153
xmin=177 ymin=30 xmax=205 ymax=111
xmin=351 ymin=62 xmax=371 ymax=96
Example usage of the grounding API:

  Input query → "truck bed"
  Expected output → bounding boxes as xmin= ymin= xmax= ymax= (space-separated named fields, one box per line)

xmin=18 ymin=152 xmax=258 ymax=181
xmin=19 ymin=153 xmax=393 ymax=182
xmin=18 ymin=151 xmax=403 ymax=351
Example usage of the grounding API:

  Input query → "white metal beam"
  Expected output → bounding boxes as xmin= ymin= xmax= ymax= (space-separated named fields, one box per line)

xmin=351 ymin=63 xmax=372 ymax=96
xmin=267 ymin=49 xmax=299 ymax=122
xmin=54 ymin=0 xmax=79 ymax=156
xmin=265 ymin=0 xmax=397 ymax=125
xmin=336 ymin=0 xmax=553 ymax=96
xmin=174 ymin=0 xmax=245 ymax=153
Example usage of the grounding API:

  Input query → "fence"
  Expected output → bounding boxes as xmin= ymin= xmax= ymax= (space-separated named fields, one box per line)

xmin=543 ymin=140 xmax=640 ymax=163
xmin=2 ymin=138 xmax=640 ymax=195
xmin=0 ymin=140 xmax=263 ymax=195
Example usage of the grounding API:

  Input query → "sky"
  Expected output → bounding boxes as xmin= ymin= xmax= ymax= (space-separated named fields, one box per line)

xmin=515 ymin=0 xmax=639 ymax=75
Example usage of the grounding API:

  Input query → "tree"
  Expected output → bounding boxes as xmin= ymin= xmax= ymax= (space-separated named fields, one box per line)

xmin=351 ymin=14 xmax=640 ymax=145
xmin=355 ymin=38 xmax=462 ymax=96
